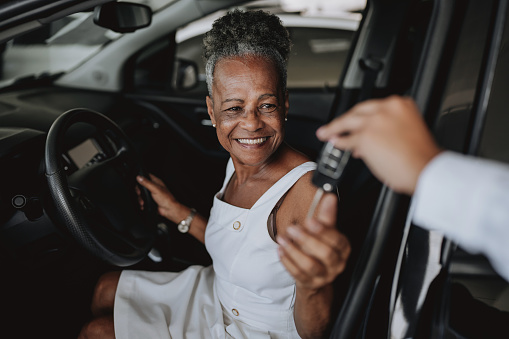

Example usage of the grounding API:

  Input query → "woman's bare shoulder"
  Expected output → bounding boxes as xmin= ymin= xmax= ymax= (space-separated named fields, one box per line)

xmin=288 ymin=171 xmax=318 ymax=205
xmin=277 ymin=171 xmax=318 ymax=230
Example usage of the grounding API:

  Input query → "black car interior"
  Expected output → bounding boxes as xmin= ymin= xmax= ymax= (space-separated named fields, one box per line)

xmin=1 ymin=0 xmax=509 ymax=338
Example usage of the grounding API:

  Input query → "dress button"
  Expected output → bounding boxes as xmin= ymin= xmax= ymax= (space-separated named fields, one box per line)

xmin=232 ymin=308 xmax=239 ymax=316
xmin=233 ymin=221 xmax=241 ymax=230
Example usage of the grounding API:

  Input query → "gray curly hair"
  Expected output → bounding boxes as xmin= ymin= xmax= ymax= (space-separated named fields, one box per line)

xmin=203 ymin=9 xmax=291 ymax=97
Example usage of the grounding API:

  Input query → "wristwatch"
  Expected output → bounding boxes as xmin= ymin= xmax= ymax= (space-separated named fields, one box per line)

xmin=177 ymin=208 xmax=197 ymax=233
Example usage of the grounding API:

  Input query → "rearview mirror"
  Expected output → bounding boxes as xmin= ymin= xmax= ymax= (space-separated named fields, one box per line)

xmin=94 ymin=2 xmax=152 ymax=33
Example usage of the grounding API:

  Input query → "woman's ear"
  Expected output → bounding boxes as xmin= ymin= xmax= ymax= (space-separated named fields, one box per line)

xmin=206 ymin=96 xmax=216 ymax=126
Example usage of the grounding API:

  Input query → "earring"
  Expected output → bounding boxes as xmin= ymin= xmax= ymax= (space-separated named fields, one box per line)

xmin=212 ymin=124 xmax=216 ymax=128
xmin=285 ymin=117 xmax=288 ymax=121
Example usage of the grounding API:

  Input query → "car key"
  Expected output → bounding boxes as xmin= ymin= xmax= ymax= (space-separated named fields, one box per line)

xmin=307 ymin=142 xmax=351 ymax=218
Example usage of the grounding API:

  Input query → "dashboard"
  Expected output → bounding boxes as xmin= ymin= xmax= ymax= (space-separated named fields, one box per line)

xmin=64 ymin=138 xmax=106 ymax=172
xmin=0 ymin=128 xmax=59 ymax=264
xmin=0 ymin=126 xmax=109 ymax=267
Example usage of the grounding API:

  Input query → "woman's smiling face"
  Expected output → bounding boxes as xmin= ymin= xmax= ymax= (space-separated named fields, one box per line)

xmin=206 ymin=55 xmax=288 ymax=167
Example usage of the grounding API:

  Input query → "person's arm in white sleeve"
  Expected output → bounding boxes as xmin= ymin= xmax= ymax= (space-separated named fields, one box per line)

xmin=413 ymin=151 xmax=509 ymax=281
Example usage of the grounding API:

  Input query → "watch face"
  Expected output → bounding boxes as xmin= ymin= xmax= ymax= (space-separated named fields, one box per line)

xmin=178 ymin=222 xmax=189 ymax=233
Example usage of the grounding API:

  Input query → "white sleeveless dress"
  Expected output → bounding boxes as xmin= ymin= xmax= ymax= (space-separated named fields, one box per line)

xmin=114 ymin=159 xmax=316 ymax=339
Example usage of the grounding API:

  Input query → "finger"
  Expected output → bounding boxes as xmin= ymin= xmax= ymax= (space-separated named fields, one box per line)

xmin=135 ymin=185 xmax=141 ymax=195
xmin=285 ymin=225 xmax=346 ymax=268
xmin=148 ymin=173 xmax=165 ymax=186
xmin=316 ymin=115 xmax=359 ymax=142
xmin=277 ymin=236 xmax=325 ymax=285
xmin=277 ymin=234 xmax=325 ymax=277
xmin=278 ymin=251 xmax=313 ymax=287
xmin=313 ymin=193 xmax=337 ymax=228
xmin=316 ymin=100 xmax=379 ymax=141
xmin=317 ymin=96 xmax=391 ymax=139
xmin=313 ymin=194 xmax=351 ymax=258
xmin=330 ymin=129 xmax=370 ymax=160
xmin=136 ymin=175 xmax=161 ymax=193
xmin=278 ymin=243 xmax=305 ymax=278
xmin=305 ymin=218 xmax=351 ymax=255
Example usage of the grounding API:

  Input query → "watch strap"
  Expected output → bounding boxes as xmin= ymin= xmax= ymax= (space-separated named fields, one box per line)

xmin=177 ymin=208 xmax=197 ymax=233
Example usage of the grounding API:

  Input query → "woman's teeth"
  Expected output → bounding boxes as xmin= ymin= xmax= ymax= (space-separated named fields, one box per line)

xmin=237 ymin=137 xmax=268 ymax=145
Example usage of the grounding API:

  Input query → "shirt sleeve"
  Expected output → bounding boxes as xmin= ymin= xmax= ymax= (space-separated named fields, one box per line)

xmin=412 ymin=151 xmax=509 ymax=281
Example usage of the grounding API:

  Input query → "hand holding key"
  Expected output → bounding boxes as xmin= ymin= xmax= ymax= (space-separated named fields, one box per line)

xmin=277 ymin=193 xmax=351 ymax=290
xmin=316 ymin=96 xmax=441 ymax=194
xmin=307 ymin=141 xmax=350 ymax=218
xmin=278 ymin=138 xmax=352 ymax=290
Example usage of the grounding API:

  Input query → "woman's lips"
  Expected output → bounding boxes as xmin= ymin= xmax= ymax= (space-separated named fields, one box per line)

xmin=236 ymin=137 xmax=268 ymax=145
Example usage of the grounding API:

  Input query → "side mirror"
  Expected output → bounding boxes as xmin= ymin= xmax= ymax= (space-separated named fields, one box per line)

xmin=94 ymin=2 xmax=152 ymax=33
xmin=173 ymin=59 xmax=199 ymax=91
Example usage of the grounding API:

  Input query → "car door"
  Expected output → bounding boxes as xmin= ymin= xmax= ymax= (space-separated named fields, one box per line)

xmin=330 ymin=0 xmax=509 ymax=338
xmin=399 ymin=0 xmax=509 ymax=337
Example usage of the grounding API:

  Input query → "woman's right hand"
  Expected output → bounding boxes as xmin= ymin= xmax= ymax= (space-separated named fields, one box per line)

xmin=136 ymin=174 xmax=183 ymax=224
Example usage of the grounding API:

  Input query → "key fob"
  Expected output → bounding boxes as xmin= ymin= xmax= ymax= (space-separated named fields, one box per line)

xmin=312 ymin=142 xmax=350 ymax=192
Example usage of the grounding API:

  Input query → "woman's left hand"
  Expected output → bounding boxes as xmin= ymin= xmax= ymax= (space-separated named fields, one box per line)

xmin=277 ymin=193 xmax=350 ymax=291
xmin=136 ymin=174 xmax=183 ymax=224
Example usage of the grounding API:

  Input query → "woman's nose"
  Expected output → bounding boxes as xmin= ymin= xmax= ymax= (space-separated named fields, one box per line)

xmin=241 ymin=109 xmax=263 ymax=131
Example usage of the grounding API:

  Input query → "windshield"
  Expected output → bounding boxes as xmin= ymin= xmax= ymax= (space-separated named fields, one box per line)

xmin=0 ymin=0 xmax=176 ymax=88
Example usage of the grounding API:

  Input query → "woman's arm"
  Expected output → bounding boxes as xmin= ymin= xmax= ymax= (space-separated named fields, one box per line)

xmin=278 ymin=188 xmax=350 ymax=338
xmin=136 ymin=174 xmax=207 ymax=243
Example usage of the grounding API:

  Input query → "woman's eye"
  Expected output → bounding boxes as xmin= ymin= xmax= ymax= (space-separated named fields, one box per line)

xmin=225 ymin=106 xmax=242 ymax=113
xmin=259 ymin=103 xmax=277 ymax=113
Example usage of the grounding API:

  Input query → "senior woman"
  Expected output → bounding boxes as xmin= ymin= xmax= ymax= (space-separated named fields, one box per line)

xmin=79 ymin=9 xmax=350 ymax=339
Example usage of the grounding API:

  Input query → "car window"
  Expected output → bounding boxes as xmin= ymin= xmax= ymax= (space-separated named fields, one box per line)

xmin=172 ymin=26 xmax=354 ymax=93
xmin=131 ymin=8 xmax=359 ymax=99
xmin=286 ymin=27 xmax=353 ymax=89
xmin=0 ymin=14 xmax=110 ymax=86
xmin=131 ymin=35 xmax=177 ymax=93
xmin=0 ymin=0 xmax=177 ymax=89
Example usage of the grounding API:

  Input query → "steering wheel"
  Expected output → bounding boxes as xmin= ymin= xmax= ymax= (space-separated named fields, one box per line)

xmin=45 ymin=108 xmax=158 ymax=267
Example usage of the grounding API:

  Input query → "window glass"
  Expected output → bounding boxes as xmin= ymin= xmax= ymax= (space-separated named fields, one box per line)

xmin=132 ymin=37 xmax=175 ymax=92
xmin=432 ymin=0 xmax=491 ymax=153
xmin=172 ymin=26 xmax=354 ymax=95
xmin=0 ymin=14 xmax=109 ymax=86
xmin=0 ymin=0 xmax=177 ymax=88
xmin=286 ymin=27 xmax=353 ymax=88
xmin=132 ymin=4 xmax=360 ymax=97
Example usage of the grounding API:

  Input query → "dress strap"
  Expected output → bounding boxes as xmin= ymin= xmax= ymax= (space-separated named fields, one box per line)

xmin=219 ymin=158 xmax=235 ymax=195
xmin=251 ymin=161 xmax=316 ymax=210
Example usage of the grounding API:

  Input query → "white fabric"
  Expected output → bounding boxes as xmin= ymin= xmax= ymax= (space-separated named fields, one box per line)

xmin=412 ymin=151 xmax=509 ymax=281
xmin=114 ymin=159 xmax=316 ymax=338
